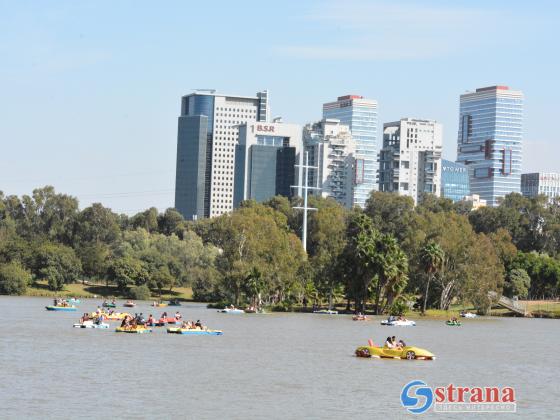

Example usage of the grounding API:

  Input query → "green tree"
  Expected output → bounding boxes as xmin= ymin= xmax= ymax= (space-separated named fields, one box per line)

xmin=108 ymin=256 xmax=149 ymax=291
xmin=74 ymin=203 xmax=120 ymax=245
xmin=33 ymin=242 xmax=82 ymax=291
xmin=504 ymin=268 xmax=530 ymax=299
xmin=419 ymin=241 xmax=445 ymax=314
xmin=129 ymin=284 xmax=151 ymax=300
xmin=157 ymin=208 xmax=184 ymax=236
xmin=364 ymin=191 xmax=415 ymax=241
xmin=0 ymin=261 xmax=31 ymax=295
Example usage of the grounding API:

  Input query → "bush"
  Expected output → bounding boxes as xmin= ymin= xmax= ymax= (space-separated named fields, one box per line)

xmin=504 ymin=268 xmax=530 ymax=299
xmin=129 ymin=284 xmax=151 ymax=301
xmin=0 ymin=262 xmax=31 ymax=295
xmin=388 ymin=295 xmax=410 ymax=316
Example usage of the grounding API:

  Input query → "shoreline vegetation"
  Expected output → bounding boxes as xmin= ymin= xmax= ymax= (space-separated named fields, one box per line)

xmin=12 ymin=281 xmax=560 ymax=319
xmin=2 ymin=187 xmax=560 ymax=319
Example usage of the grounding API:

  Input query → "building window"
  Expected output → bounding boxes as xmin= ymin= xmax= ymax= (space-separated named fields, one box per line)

xmin=502 ymin=148 xmax=512 ymax=175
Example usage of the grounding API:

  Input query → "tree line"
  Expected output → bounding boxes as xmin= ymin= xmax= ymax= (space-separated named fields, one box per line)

xmin=1 ymin=186 xmax=559 ymax=313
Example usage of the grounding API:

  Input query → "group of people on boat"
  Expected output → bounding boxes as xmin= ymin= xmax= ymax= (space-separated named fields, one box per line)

xmin=119 ymin=314 xmax=147 ymax=329
xmin=384 ymin=336 xmax=406 ymax=349
xmin=53 ymin=298 xmax=72 ymax=307
xmin=387 ymin=315 xmax=409 ymax=322
xmin=79 ymin=312 xmax=105 ymax=325
xmin=447 ymin=316 xmax=460 ymax=325
xmin=180 ymin=319 xmax=206 ymax=330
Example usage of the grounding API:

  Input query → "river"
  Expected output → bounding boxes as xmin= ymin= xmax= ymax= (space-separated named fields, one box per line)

xmin=0 ymin=296 xmax=557 ymax=419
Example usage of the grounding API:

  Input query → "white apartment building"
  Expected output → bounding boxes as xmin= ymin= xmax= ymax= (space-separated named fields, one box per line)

xmin=303 ymin=119 xmax=356 ymax=208
xmin=378 ymin=118 xmax=443 ymax=205
xmin=521 ymin=173 xmax=560 ymax=202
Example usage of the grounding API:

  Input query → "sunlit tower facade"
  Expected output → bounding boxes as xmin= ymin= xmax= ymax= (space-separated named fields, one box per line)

xmin=323 ymin=95 xmax=378 ymax=207
xmin=456 ymin=86 xmax=524 ymax=207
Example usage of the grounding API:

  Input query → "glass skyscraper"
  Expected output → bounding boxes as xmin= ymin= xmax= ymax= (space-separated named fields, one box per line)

xmin=174 ymin=90 xmax=269 ymax=220
xmin=456 ymin=86 xmax=523 ymax=207
xmin=323 ymin=95 xmax=378 ymax=207
xmin=441 ymin=159 xmax=470 ymax=202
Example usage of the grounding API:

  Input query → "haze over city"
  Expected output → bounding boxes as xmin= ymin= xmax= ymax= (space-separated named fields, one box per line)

xmin=1 ymin=0 xmax=559 ymax=213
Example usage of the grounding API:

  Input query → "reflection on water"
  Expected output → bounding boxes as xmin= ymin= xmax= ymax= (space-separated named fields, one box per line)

xmin=0 ymin=296 xmax=557 ymax=419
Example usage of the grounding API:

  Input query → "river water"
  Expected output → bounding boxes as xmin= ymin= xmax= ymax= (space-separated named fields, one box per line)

xmin=0 ymin=296 xmax=558 ymax=419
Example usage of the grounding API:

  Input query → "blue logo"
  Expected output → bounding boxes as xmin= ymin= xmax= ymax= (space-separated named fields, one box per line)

xmin=401 ymin=380 xmax=433 ymax=414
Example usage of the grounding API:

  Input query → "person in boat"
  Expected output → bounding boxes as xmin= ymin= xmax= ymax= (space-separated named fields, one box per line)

xmin=95 ymin=314 xmax=104 ymax=325
xmin=391 ymin=336 xmax=398 ymax=348
xmin=111 ymin=299 xmax=116 ymax=305
xmin=195 ymin=320 xmax=202 ymax=328
xmin=175 ymin=312 xmax=182 ymax=320
xmin=146 ymin=314 xmax=154 ymax=326
xmin=385 ymin=337 xmax=394 ymax=348
xmin=398 ymin=339 xmax=406 ymax=348
xmin=181 ymin=320 xmax=189 ymax=329
xmin=161 ymin=311 xmax=168 ymax=319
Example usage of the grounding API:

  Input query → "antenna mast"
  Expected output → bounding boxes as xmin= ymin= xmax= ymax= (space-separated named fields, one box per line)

xmin=293 ymin=151 xmax=320 ymax=252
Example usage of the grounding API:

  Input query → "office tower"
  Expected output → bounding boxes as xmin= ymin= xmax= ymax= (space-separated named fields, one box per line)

xmin=322 ymin=95 xmax=378 ymax=207
xmin=303 ymin=119 xmax=356 ymax=209
xmin=441 ymin=159 xmax=470 ymax=202
xmin=457 ymin=85 xmax=524 ymax=207
xmin=378 ymin=118 xmax=443 ymax=205
xmin=174 ymin=89 xmax=269 ymax=219
xmin=233 ymin=119 xmax=302 ymax=207
xmin=521 ymin=173 xmax=560 ymax=202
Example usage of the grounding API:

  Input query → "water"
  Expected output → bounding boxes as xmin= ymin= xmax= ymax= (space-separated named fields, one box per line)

xmin=0 ymin=296 xmax=558 ymax=419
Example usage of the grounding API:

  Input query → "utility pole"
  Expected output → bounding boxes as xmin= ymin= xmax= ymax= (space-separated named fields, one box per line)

xmin=293 ymin=151 xmax=320 ymax=252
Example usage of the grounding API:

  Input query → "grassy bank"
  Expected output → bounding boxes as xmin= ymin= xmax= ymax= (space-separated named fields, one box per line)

xmin=25 ymin=281 xmax=193 ymax=301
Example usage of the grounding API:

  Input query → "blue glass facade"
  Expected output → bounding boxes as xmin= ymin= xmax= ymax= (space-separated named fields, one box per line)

xmin=175 ymin=94 xmax=215 ymax=219
xmin=441 ymin=159 xmax=470 ymax=202
xmin=323 ymin=95 xmax=378 ymax=207
xmin=456 ymin=86 xmax=523 ymax=207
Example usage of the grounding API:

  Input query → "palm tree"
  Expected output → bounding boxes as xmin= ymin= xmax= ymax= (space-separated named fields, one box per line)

xmin=419 ymin=241 xmax=445 ymax=314
xmin=244 ymin=266 xmax=264 ymax=309
xmin=377 ymin=235 xmax=408 ymax=313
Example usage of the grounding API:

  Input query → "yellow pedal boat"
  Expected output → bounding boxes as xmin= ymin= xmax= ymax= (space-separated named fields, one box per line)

xmin=115 ymin=327 xmax=152 ymax=334
xmin=355 ymin=345 xmax=435 ymax=360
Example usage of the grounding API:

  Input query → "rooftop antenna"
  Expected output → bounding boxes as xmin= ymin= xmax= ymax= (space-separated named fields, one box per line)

xmin=292 ymin=151 xmax=320 ymax=252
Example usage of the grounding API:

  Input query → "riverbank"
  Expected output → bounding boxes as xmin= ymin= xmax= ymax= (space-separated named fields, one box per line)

xmin=24 ymin=281 xmax=193 ymax=302
xmin=207 ymin=301 xmax=560 ymax=319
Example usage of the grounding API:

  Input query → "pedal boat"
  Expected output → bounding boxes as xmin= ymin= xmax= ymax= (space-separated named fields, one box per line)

xmin=381 ymin=317 xmax=416 ymax=326
xmin=218 ymin=308 xmax=245 ymax=314
xmin=73 ymin=321 xmax=109 ymax=329
xmin=115 ymin=326 xmax=152 ymax=334
xmin=355 ymin=345 xmax=435 ymax=360
xmin=313 ymin=309 xmax=338 ymax=315
xmin=46 ymin=305 xmax=77 ymax=311
xmin=167 ymin=327 xmax=223 ymax=335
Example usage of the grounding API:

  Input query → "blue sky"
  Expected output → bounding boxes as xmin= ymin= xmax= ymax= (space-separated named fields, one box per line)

xmin=1 ymin=0 xmax=559 ymax=214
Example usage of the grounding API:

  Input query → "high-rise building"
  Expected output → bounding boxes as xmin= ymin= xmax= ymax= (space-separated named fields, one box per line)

xmin=378 ymin=118 xmax=443 ymax=205
xmin=456 ymin=85 xmax=524 ymax=207
xmin=233 ymin=119 xmax=302 ymax=207
xmin=174 ymin=90 xmax=269 ymax=220
xmin=521 ymin=172 xmax=560 ymax=202
xmin=322 ymin=95 xmax=378 ymax=207
xmin=441 ymin=159 xmax=470 ymax=202
xmin=303 ymin=119 xmax=356 ymax=209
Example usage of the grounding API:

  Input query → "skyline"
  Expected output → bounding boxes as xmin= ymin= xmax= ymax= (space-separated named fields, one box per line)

xmin=1 ymin=0 xmax=559 ymax=214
